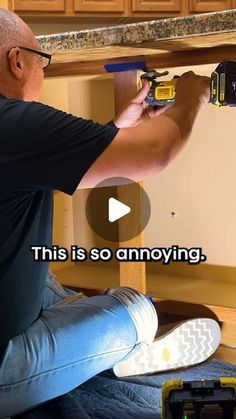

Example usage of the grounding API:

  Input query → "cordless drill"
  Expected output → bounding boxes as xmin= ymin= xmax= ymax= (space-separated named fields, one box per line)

xmin=141 ymin=61 xmax=236 ymax=107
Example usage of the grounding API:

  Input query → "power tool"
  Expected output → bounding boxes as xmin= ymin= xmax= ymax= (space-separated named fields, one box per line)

xmin=162 ymin=377 xmax=236 ymax=419
xmin=141 ymin=61 xmax=236 ymax=107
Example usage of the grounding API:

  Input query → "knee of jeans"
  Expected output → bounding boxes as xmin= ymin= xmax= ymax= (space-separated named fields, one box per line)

xmin=107 ymin=287 xmax=158 ymax=345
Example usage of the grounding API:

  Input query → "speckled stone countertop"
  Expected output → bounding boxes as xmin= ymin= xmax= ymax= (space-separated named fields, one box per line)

xmin=37 ymin=9 xmax=236 ymax=52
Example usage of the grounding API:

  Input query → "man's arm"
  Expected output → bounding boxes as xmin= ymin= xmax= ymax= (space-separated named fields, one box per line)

xmin=78 ymin=71 xmax=210 ymax=189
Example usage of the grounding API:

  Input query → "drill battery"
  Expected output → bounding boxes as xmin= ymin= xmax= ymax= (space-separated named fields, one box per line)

xmin=210 ymin=61 xmax=236 ymax=106
xmin=162 ymin=378 xmax=236 ymax=419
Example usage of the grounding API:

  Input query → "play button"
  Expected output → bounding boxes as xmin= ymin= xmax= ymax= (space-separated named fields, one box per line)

xmin=85 ymin=177 xmax=151 ymax=242
xmin=108 ymin=198 xmax=131 ymax=222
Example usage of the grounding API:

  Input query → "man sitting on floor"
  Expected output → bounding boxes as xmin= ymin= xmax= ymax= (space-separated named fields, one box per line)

xmin=0 ymin=8 xmax=220 ymax=418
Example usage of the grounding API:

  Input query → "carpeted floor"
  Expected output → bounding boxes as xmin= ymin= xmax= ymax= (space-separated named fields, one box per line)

xmin=14 ymin=359 xmax=236 ymax=419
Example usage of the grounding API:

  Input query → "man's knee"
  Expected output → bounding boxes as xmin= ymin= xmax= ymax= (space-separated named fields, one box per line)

xmin=106 ymin=287 xmax=158 ymax=345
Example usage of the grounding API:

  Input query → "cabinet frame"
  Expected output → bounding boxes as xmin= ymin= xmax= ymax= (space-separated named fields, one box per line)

xmin=132 ymin=0 xmax=181 ymax=12
xmin=74 ymin=0 xmax=125 ymax=13
xmin=12 ymin=0 xmax=65 ymax=11
xmin=189 ymin=0 xmax=232 ymax=12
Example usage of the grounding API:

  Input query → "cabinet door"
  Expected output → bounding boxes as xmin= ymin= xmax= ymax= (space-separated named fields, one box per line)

xmin=189 ymin=0 xmax=231 ymax=12
xmin=74 ymin=0 xmax=125 ymax=12
xmin=132 ymin=0 xmax=181 ymax=12
xmin=12 ymin=0 xmax=65 ymax=11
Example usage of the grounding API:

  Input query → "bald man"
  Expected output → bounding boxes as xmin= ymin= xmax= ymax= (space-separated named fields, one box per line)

xmin=0 ymin=8 xmax=221 ymax=418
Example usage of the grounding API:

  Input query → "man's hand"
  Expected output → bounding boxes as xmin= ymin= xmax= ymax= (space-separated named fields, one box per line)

xmin=175 ymin=71 xmax=210 ymax=108
xmin=113 ymin=81 xmax=167 ymax=129
xmin=164 ymin=71 xmax=211 ymax=138
xmin=112 ymin=71 xmax=210 ymax=129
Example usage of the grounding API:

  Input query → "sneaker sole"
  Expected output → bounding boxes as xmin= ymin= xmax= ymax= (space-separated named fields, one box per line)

xmin=113 ymin=318 xmax=221 ymax=377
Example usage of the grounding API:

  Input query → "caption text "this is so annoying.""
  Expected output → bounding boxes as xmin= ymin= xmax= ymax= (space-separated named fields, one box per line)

xmin=30 ymin=245 xmax=207 ymax=265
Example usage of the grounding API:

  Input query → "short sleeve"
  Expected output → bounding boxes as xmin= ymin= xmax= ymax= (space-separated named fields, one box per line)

xmin=0 ymin=99 xmax=119 ymax=195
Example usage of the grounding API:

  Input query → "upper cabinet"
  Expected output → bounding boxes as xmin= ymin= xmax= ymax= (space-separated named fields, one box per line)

xmin=189 ymin=0 xmax=232 ymax=12
xmin=132 ymin=0 xmax=181 ymax=13
xmin=8 ymin=0 xmax=236 ymax=20
xmin=12 ymin=0 xmax=65 ymax=11
xmin=74 ymin=0 xmax=125 ymax=12
xmin=9 ymin=0 xmax=128 ymax=20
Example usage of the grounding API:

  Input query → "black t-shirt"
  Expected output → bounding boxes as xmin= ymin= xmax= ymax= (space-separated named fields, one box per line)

xmin=0 ymin=94 xmax=119 ymax=357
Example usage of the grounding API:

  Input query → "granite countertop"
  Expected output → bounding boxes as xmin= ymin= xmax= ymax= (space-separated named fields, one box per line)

xmin=37 ymin=9 xmax=236 ymax=52
xmin=38 ymin=9 xmax=236 ymax=76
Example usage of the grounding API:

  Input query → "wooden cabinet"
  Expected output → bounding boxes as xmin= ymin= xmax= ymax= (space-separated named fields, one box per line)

xmin=8 ymin=0 xmax=236 ymax=20
xmin=189 ymin=0 xmax=232 ymax=12
xmin=132 ymin=0 xmax=181 ymax=12
xmin=74 ymin=0 xmax=125 ymax=12
xmin=10 ymin=0 xmax=128 ymax=19
xmin=12 ymin=0 xmax=65 ymax=11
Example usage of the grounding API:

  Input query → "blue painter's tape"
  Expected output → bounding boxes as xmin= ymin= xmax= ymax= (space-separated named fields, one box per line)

xmin=104 ymin=61 xmax=147 ymax=73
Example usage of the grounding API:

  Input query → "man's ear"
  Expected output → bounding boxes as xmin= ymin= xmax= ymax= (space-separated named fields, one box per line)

xmin=8 ymin=47 xmax=24 ymax=80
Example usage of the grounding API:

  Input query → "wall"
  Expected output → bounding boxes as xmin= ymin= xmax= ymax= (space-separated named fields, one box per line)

xmin=145 ymin=63 xmax=236 ymax=268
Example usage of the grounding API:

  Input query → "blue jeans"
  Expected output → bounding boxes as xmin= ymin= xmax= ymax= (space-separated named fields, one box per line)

xmin=0 ymin=272 xmax=157 ymax=418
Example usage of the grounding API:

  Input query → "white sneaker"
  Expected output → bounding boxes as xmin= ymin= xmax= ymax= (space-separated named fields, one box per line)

xmin=113 ymin=318 xmax=221 ymax=377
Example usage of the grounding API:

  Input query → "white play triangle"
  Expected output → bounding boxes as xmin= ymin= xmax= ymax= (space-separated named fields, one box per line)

xmin=108 ymin=198 xmax=131 ymax=222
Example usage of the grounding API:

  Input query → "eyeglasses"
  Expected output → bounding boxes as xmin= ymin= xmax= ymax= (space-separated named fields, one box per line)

xmin=18 ymin=47 xmax=52 ymax=69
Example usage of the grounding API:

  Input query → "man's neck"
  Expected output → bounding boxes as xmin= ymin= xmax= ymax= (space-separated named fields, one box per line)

xmin=0 ymin=83 xmax=23 ymax=100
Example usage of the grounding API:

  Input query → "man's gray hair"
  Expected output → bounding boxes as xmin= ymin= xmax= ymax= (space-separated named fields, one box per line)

xmin=0 ymin=8 xmax=29 ymax=55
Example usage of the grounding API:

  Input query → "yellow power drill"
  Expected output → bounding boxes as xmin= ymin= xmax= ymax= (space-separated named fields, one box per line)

xmin=141 ymin=61 xmax=236 ymax=107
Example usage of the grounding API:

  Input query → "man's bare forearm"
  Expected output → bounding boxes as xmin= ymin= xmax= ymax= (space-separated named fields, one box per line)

xmin=123 ymin=101 xmax=200 ymax=172
xmin=163 ymin=101 xmax=201 ymax=139
xmin=78 ymin=102 xmax=202 ymax=189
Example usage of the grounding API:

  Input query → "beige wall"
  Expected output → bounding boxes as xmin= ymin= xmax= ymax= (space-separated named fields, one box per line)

xmin=145 ymin=63 xmax=236 ymax=267
xmin=39 ymin=58 xmax=236 ymax=269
